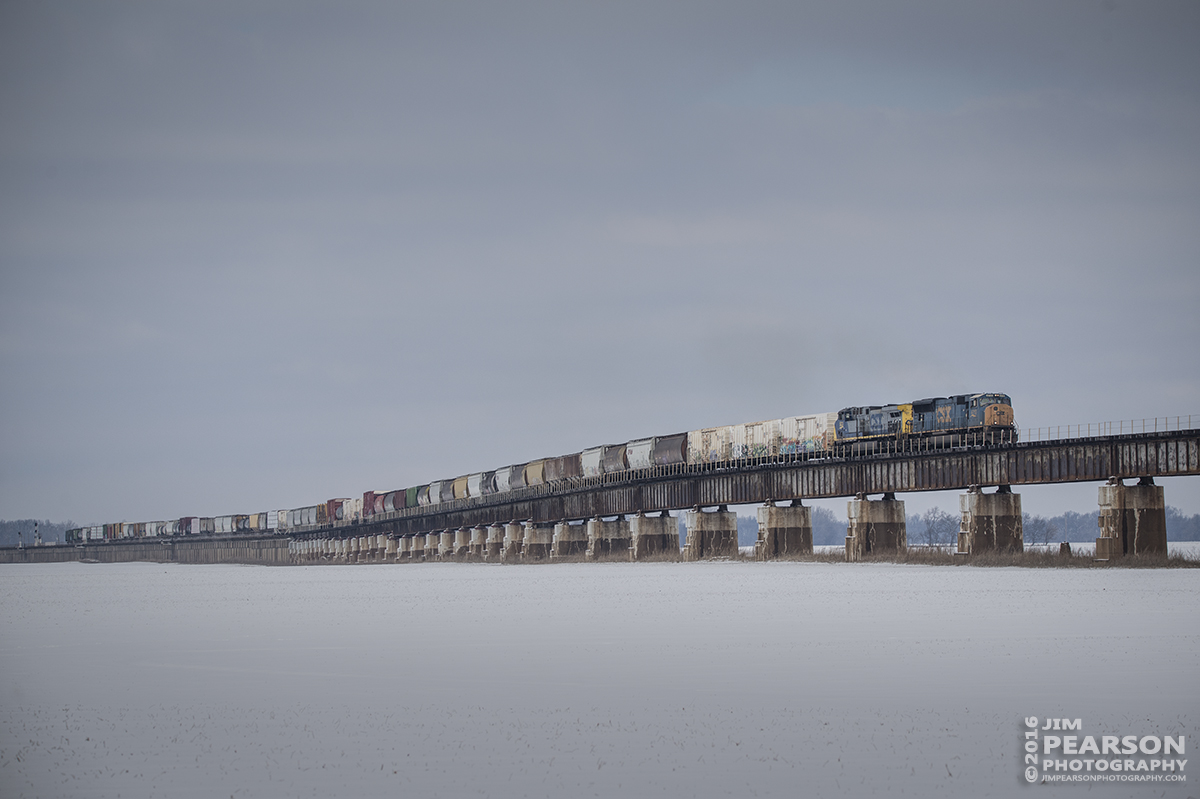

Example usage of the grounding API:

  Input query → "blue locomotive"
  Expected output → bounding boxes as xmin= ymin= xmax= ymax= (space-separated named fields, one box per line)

xmin=835 ymin=393 xmax=1015 ymax=449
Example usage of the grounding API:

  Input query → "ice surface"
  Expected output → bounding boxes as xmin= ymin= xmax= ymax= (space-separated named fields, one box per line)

xmin=1 ymin=560 xmax=1196 ymax=798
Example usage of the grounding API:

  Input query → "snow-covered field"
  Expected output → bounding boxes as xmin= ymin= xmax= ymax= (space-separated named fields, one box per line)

xmin=2 ymin=561 xmax=1196 ymax=798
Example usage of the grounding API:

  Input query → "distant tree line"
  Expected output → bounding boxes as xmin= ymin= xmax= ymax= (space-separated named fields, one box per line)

xmin=0 ymin=520 xmax=74 ymax=548
xmin=6 ymin=506 xmax=1199 ymax=550
xmin=904 ymin=507 xmax=1200 ymax=546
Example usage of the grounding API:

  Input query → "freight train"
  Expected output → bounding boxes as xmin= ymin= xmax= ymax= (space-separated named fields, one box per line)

xmin=65 ymin=392 xmax=1014 ymax=542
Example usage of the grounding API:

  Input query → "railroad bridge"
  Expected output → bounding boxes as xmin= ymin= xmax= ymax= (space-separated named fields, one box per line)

xmin=4 ymin=424 xmax=1197 ymax=566
xmin=291 ymin=424 xmax=1198 ymax=563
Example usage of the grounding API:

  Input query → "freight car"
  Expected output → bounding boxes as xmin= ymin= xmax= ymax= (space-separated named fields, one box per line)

xmin=74 ymin=392 xmax=1014 ymax=537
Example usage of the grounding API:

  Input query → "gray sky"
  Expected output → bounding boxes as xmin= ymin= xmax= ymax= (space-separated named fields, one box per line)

xmin=2 ymin=1 xmax=1198 ymax=524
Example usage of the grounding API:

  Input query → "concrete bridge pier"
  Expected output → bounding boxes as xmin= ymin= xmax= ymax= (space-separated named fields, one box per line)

xmin=586 ymin=516 xmax=631 ymax=560
xmin=425 ymin=532 xmax=440 ymax=560
xmin=485 ymin=524 xmax=505 ymax=560
xmin=469 ymin=526 xmax=487 ymax=560
xmin=453 ymin=528 xmax=471 ymax=560
xmin=846 ymin=493 xmax=907 ymax=561
xmin=551 ymin=521 xmax=588 ymax=559
xmin=409 ymin=534 xmax=424 ymax=561
xmin=631 ymin=511 xmax=681 ymax=561
xmin=956 ymin=485 xmax=1022 ymax=555
xmin=523 ymin=522 xmax=555 ymax=561
xmin=1096 ymin=477 xmax=1167 ymax=560
xmin=755 ymin=500 xmax=813 ymax=560
xmin=502 ymin=522 xmax=524 ymax=562
xmin=396 ymin=535 xmax=410 ymax=561
xmin=373 ymin=534 xmax=387 ymax=561
xmin=684 ymin=506 xmax=738 ymax=561
xmin=438 ymin=531 xmax=455 ymax=560
xmin=385 ymin=535 xmax=398 ymax=562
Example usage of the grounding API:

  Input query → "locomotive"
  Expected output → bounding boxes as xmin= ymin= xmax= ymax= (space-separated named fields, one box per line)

xmin=835 ymin=393 xmax=1015 ymax=451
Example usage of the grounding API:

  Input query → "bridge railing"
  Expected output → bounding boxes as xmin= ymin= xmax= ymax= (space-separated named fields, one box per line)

xmin=1017 ymin=415 xmax=1197 ymax=444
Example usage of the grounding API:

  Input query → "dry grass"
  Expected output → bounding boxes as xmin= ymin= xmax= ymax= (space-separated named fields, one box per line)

xmin=628 ymin=551 xmax=686 ymax=563
xmin=759 ymin=550 xmax=847 ymax=564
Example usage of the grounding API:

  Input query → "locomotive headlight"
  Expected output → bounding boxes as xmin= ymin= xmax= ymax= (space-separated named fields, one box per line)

xmin=985 ymin=403 xmax=1014 ymax=427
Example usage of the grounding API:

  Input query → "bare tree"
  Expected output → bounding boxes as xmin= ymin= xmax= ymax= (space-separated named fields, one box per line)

xmin=920 ymin=507 xmax=958 ymax=547
xmin=1022 ymin=513 xmax=1059 ymax=546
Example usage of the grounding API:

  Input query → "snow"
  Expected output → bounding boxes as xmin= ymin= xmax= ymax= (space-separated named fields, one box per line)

xmin=1173 ymin=540 xmax=1200 ymax=558
xmin=1050 ymin=540 xmax=1200 ymax=558
xmin=1 ymin=560 xmax=1197 ymax=798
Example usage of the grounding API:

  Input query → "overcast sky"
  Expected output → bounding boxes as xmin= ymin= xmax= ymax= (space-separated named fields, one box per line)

xmin=2 ymin=1 xmax=1198 ymax=525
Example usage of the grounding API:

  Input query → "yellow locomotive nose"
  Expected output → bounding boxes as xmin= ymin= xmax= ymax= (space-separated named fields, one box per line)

xmin=985 ymin=403 xmax=1014 ymax=427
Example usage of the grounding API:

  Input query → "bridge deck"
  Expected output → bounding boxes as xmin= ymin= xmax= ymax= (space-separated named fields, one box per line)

xmin=325 ymin=429 xmax=1200 ymax=537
